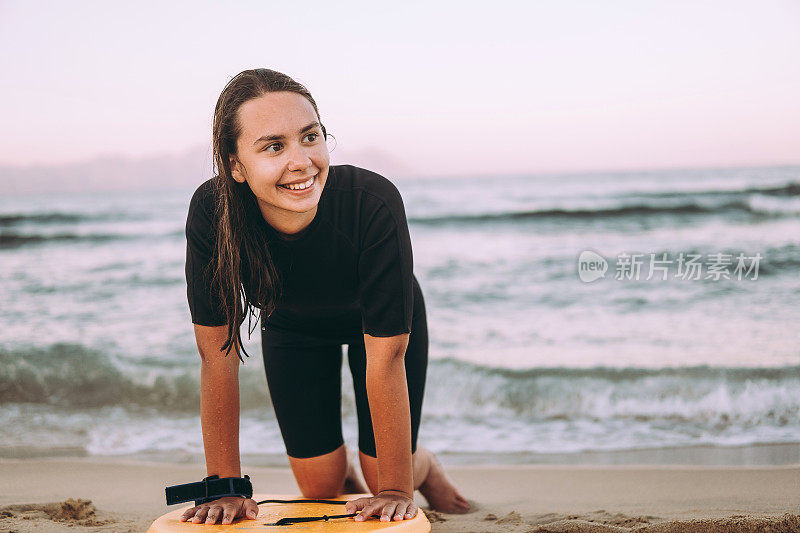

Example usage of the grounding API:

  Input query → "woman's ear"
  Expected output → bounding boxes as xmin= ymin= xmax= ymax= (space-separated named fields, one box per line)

xmin=229 ymin=156 xmax=246 ymax=183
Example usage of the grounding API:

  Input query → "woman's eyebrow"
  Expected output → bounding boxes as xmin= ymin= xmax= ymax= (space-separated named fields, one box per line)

xmin=252 ymin=121 xmax=321 ymax=146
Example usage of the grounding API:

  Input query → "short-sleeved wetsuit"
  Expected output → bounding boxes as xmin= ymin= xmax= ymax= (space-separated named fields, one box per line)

xmin=185 ymin=164 xmax=428 ymax=459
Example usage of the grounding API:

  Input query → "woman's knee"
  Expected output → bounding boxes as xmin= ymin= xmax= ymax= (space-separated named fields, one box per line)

xmin=359 ymin=447 xmax=429 ymax=493
xmin=287 ymin=443 xmax=349 ymax=498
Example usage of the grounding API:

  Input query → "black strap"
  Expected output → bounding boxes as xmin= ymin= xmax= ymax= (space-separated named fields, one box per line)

xmin=255 ymin=498 xmax=347 ymax=505
xmin=165 ymin=475 xmax=253 ymax=506
xmin=257 ymin=498 xmax=351 ymax=525
xmin=273 ymin=513 xmax=357 ymax=525
xmin=256 ymin=498 xmax=370 ymax=525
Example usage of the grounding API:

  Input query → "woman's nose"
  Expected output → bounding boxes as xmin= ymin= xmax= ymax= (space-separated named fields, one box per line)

xmin=285 ymin=142 xmax=313 ymax=171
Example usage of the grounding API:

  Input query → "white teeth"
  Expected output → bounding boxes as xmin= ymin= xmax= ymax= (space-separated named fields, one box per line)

xmin=281 ymin=175 xmax=315 ymax=190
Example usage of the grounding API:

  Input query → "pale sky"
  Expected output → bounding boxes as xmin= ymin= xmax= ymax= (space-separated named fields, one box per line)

xmin=1 ymin=0 xmax=799 ymax=177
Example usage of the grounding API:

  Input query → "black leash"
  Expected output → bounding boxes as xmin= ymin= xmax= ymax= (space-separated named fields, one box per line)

xmin=255 ymin=498 xmax=359 ymax=526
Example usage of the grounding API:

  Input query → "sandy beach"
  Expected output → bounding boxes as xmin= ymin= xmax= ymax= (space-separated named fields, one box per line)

xmin=0 ymin=457 xmax=798 ymax=532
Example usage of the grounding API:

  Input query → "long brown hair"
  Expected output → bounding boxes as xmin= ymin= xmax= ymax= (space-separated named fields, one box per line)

xmin=209 ymin=68 xmax=327 ymax=361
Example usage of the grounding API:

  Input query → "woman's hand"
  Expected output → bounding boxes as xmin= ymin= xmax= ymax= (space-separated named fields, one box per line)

xmin=179 ymin=496 xmax=259 ymax=525
xmin=345 ymin=490 xmax=418 ymax=522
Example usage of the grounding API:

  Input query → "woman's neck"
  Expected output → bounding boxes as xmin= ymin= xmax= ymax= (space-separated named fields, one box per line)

xmin=258 ymin=203 xmax=318 ymax=239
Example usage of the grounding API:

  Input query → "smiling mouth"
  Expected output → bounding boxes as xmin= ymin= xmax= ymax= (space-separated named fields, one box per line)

xmin=278 ymin=174 xmax=316 ymax=192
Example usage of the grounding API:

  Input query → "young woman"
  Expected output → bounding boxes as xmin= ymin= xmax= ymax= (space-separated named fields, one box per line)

xmin=180 ymin=69 xmax=470 ymax=526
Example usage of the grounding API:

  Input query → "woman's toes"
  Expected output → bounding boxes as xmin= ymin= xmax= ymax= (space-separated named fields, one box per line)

xmin=454 ymin=500 xmax=470 ymax=512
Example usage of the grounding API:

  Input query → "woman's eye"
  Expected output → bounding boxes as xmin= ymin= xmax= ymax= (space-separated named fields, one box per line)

xmin=264 ymin=142 xmax=282 ymax=153
xmin=304 ymin=132 xmax=319 ymax=142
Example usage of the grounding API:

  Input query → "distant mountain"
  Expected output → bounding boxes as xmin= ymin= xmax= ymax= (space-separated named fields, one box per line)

xmin=330 ymin=145 xmax=417 ymax=179
xmin=0 ymin=145 xmax=418 ymax=195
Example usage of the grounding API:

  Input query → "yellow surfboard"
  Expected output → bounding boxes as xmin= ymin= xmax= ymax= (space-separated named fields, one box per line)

xmin=147 ymin=493 xmax=431 ymax=532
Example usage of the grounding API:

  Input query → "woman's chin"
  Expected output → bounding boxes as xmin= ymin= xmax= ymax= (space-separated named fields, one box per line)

xmin=277 ymin=194 xmax=321 ymax=213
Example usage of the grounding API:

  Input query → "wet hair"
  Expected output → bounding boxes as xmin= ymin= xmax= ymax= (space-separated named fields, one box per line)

xmin=209 ymin=68 xmax=327 ymax=361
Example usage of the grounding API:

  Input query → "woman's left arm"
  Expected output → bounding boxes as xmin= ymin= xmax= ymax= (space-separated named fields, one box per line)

xmin=364 ymin=332 xmax=413 ymax=497
xmin=345 ymin=332 xmax=418 ymax=522
xmin=349 ymin=177 xmax=418 ymax=521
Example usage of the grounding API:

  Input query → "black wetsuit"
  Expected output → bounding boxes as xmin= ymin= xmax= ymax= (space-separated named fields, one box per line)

xmin=185 ymin=164 xmax=427 ymax=458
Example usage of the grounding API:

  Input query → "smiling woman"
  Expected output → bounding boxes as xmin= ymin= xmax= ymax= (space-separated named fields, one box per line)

xmin=180 ymin=69 xmax=470 ymax=526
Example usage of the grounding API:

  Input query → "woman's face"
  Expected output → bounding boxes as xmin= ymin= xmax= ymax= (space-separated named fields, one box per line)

xmin=230 ymin=91 xmax=330 ymax=227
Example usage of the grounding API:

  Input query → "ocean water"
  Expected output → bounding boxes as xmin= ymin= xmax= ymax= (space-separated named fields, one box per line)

xmin=1 ymin=165 xmax=799 ymax=466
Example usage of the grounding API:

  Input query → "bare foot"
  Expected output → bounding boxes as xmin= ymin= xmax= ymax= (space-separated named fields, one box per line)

xmin=343 ymin=449 xmax=368 ymax=495
xmin=417 ymin=447 xmax=471 ymax=513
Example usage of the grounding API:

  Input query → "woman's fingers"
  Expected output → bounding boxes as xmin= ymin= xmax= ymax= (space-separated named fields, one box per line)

xmin=191 ymin=505 xmax=210 ymax=523
xmin=175 ymin=497 xmax=257 ymax=525
xmin=392 ymin=502 xmax=409 ymax=521
xmin=243 ymin=498 xmax=259 ymax=519
xmin=205 ymin=505 xmax=222 ymax=524
xmin=405 ymin=503 xmax=418 ymax=519
xmin=180 ymin=506 xmax=197 ymax=522
xmin=380 ymin=502 xmax=399 ymax=522
xmin=345 ymin=497 xmax=368 ymax=515
xmin=220 ymin=503 xmax=237 ymax=525
xmin=348 ymin=495 xmax=417 ymax=522
xmin=355 ymin=500 xmax=382 ymax=522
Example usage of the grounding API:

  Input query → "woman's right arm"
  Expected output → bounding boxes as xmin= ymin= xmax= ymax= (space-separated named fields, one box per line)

xmin=195 ymin=323 xmax=242 ymax=478
xmin=180 ymin=324 xmax=258 ymax=525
